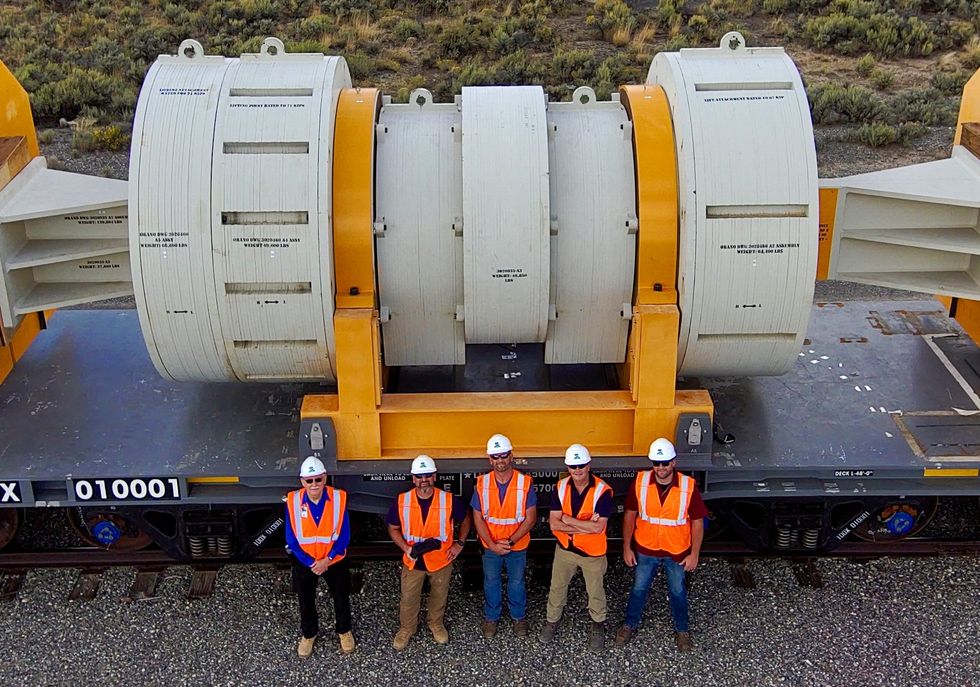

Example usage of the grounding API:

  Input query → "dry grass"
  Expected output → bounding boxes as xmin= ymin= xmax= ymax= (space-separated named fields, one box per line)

xmin=611 ymin=18 xmax=636 ymax=47
xmin=632 ymin=22 xmax=656 ymax=48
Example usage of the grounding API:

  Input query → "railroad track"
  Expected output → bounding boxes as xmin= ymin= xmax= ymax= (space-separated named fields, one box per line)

xmin=0 ymin=538 xmax=977 ymax=603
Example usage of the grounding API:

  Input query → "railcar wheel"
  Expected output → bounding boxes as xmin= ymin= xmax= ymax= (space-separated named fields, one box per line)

xmin=851 ymin=497 xmax=938 ymax=542
xmin=0 ymin=509 xmax=19 ymax=550
xmin=67 ymin=508 xmax=153 ymax=550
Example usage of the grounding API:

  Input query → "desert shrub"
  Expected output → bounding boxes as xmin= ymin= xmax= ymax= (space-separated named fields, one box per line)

xmin=552 ymin=48 xmax=595 ymax=83
xmin=887 ymin=87 xmax=957 ymax=125
xmin=393 ymin=18 xmax=423 ymax=40
xmin=345 ymin=52 xmax=376 ymax=79
xmin=437 ymin=17 xmax=491 ymax=59
xmin=856 ymin=121 xmax=897 ymax=146
xmin=896 ymin=120 xmax=928 ymax=143
xmin=762 ymin=0 xmax=789 ymax=13
xmin=586 ymin=0 xmax=635 ymax=42
xmin=870 ymin=67 xmax=894 ymax=90
xmin=855 ymin=53 xmax=876 ymax=76
xmin=37 ymin=129 xmax=56 ymax=144
xmin=930 ymin=69 xmax=969 ymax=95
xmin=808 ymin=82 xmax=883 ymax=123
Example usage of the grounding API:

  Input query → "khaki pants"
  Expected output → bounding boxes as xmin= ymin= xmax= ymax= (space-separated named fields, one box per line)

xmin=545 ymin=545 xmax=608 ymax=623
xmin=399 ymin=563 xmax=453 ymax=633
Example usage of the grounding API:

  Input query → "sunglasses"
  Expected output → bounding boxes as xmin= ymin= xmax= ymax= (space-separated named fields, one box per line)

xmin=488 ymin=453 xmax=512 ymax=461
xmin=303 ymin=476 xmax=325 ymax=485
xmin=652 ymin=460 xmax=675 ymax=467
xmin=412 ymin=473 xmax=436 ymax=480
xmin=568 ymin=464 xmax=589 ymax=471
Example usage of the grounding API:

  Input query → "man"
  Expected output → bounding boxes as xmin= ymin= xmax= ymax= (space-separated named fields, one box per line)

xmin=471 ymin=433 xmax=537 ymax=639
xmin=387 ymin=454 xmax=472 ymax=650
xmin=284 ymin=456 xmax=355 ymax=658
xmin=616 ymin=437 xmax=708 ymax=652
xmin=539 ymin=443 xmax=613 ymax=651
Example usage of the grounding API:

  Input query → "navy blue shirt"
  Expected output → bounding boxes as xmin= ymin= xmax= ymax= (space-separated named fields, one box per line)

xmin=284 ymin=489 xmax=351 ymax=567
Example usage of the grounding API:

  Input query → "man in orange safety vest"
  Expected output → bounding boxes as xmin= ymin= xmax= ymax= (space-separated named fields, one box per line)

xmin=387 ymin=454 xmax=472 ymax=650
xmin=615 ymin=438 xmax=708 ymax=652
xmin=285 ymin=456 xmax=354 ymax=658
xmin=539 ymin=443 xmax=614 ymax=651
xmin=471 ymin=433 xmax=537 ymax=639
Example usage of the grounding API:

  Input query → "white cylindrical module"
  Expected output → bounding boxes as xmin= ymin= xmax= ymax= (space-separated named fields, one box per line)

xmin=130 ymin=39 xmax=349 ymax=382
xmin=461 ymin=86 xmax=551 ymax=344
xmin=545 ymin=87 xmax=637 ymax=364
xmin=375 ymin=89 xmax=465 ymax=367
xmin=649 ymin=33 xmax=819 ymax=376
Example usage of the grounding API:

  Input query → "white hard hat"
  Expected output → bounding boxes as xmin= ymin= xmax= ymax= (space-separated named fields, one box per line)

xmin=648 ymin=438 xmax=677 ymax=462
xmin=486 ymin=433 xmax=513 ymax=455
xmin=564 ymin=443 xmax=591 ymax=466
xmin=411 ymin=454 xmax=438 ymax=475
xmin=299 ymin=456 xmax=326 ymax=477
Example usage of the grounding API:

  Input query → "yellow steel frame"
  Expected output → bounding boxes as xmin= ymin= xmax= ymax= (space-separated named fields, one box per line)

xmin=303 ymin=84 xmax=712 ymax=461
xmin=0 ymin=62 xmax=44 ymax=385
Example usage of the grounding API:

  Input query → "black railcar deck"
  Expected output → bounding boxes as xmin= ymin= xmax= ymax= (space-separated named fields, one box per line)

xmin=0 ymin=301 xmax=978 ymax=508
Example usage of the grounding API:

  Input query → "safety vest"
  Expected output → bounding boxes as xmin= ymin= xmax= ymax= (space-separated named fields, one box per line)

xmin=286 ymin=487 xmax=347 ymax=563
xmin=632 ymin=471 xmax=694 ymax=555
xmin=476 ymin=471 xmax=532 ymax=551
xmin=551 ymin=476 xmax=611 ymax=556
xmin=398 ymin=488 xmax=454 ymax=571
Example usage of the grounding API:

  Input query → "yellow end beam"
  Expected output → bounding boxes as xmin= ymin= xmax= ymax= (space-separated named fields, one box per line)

xmin=332 ymin=88 xmax=380 ymax=309
xmin=620 ymin=85 xmax=678 ymax=306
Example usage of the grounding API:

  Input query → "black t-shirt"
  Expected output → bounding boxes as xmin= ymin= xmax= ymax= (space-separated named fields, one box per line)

xmin=550 ymin=474 xmax=614 ymax=557
xmin=386 ymin=490 xmax=465 ymax=571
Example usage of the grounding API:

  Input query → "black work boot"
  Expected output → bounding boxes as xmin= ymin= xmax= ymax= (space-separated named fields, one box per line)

xmin=538 ymin=621 xmax=558 ymax=645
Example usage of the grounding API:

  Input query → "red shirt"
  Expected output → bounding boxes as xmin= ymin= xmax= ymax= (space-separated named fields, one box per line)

xmin=624 ymin=471 xmax=709 ymax=563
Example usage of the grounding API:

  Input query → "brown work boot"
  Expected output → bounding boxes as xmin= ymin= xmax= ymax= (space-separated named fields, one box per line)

xmin=588 ymin=621 xmax=605 ymax=651
xmin=338 ymin=631 xmax=356 ymax=654
xmin=675 ymin=631 xmax=694 ymax=652
xmin=392 ymin=628 xmax=414 ymax=651
xmin=614 ymin=626 xmax=634 ymax=648
xmin=481 ymin=619 xmax=498 ymax=639
xmin=297 ymin=635 xmax=316 ymax=659
xmin=430 ymin=623 xmax=450 ymax=644
xmin=512 ymin=619 xmax=529 ymax=637
xmin=538 ymin=621 xmax=558 ymax=645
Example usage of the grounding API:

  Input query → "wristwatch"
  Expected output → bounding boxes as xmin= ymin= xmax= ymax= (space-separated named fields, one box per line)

xmin=505 ymin=538 xmax=514 ymax=547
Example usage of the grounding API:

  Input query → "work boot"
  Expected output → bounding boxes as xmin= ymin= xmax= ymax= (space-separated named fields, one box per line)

xmin=338 ymin=631 xmax=356 ymax=654
xmin=481 ymin=619 xmax=498 ymax=639
xmin=392 ymin=628 xmax=414 ymax=651
xmin=430 ymin=623 xmax=450 ymax=644
xmin=614 ymin=626 xmax=634 ymax=648
xmin=675 ymin=631 xmax=694 ymax=652
xmin=588 ymin=621 xmax=605 ymax=651
xmin=538 ymin=621 xmax=558 ymax=645
xmin=297 ymin=636 xmax=316 ymax=659
xmin=512 ymin=619 xmax=529 ymax=637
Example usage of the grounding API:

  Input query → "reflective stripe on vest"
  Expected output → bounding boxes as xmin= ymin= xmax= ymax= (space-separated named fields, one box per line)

xmin=556 ymin=477 xmax=608 ymax=514
xmin=479 ymin=472 xmax=528 ymax=526
xmin=289 ymin=488 xmax=344 ymax=546
xmin=637 ymin=472 xmax=692 ymax=526
xmin=400 ymin=489 xmax=450 ymax=543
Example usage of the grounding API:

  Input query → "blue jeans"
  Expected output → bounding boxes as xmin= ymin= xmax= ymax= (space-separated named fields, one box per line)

xmin=623 ymin=553 xmax=688 ymax=632
xmin=482 ymin=549 xmax=527 ymax=621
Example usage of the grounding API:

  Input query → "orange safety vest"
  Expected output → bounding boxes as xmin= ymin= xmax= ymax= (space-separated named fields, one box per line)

xmin=632 ymin=471 xmax=694 ymax=555
xmin=397 ymin=488 xmax=455 ymax=571
xmin=475 ymin=471 xmax=532 ymax=551
xmin=551 ymin=475 xmax=612 ymax=556
xmin=286 ymin=486 xmax=348 ymax=563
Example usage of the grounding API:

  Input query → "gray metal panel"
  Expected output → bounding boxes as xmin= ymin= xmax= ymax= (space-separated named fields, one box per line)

xmin=0 ymin=311 xmax=308 ymax=481
xmin=704 ymin=300 xmax=980 ymax=470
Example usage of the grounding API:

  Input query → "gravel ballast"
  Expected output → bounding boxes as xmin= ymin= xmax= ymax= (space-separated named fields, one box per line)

xmin=0 ymin=554 xmax=977 ymax=686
